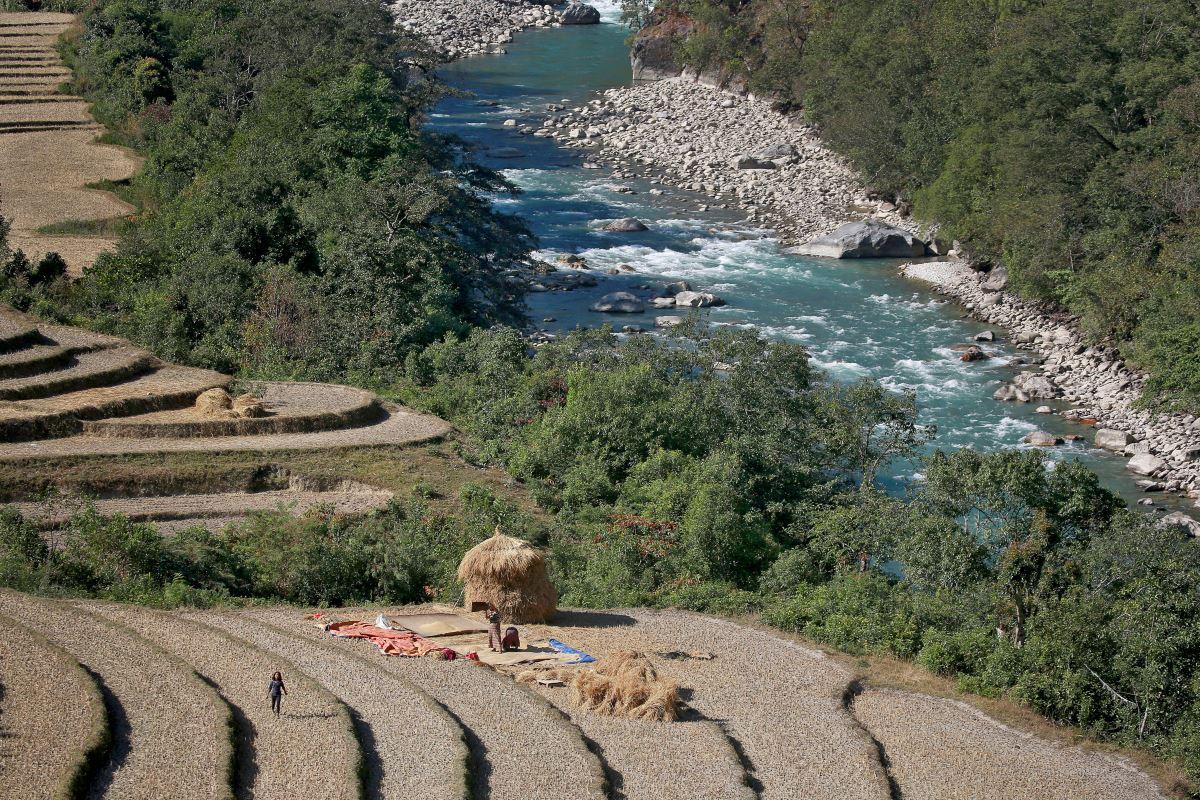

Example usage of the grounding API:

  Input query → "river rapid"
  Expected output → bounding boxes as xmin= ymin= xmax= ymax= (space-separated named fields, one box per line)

xmin=427 ymin=8 xmax=1181 ymax=509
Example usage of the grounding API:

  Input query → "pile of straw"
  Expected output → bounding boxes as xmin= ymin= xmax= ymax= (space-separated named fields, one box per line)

xmin=457 ymin=530 xmax=557 ymax=623
xmin=519 ymin=651 xmax=680 ymax=722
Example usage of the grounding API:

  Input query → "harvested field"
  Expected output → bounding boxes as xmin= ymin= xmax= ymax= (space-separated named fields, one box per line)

xmin=0 ymin=12 xmax=138 ymax=273
xmin=0 ymin=343 xmax=74 ymax=379
xmin=523 ymin=609 xmax=893 ymax=800
xmin=83 ymin=601 xmax=362 ymax=800
xmin=255 ymin=608 xmax=607 ymax=800
xmin=0 ymin=346 xmax=155 ymax=401
xmin=0 ymin=363 xmax=231 ymax=442
xmin=0 ymin=591 xmax=234 ymax=800
xmin=0 ymin=611 xmax=108 ymax=800
xmin=83 ymin=381 xmax=384 ymax=438
xmin=199 ymin=611 xmax=470 ymax=800
xmin=10 ymin=484 xmax=395 ymax=529
xmin=852 ymin=688 xmax=1166 ymax=800
xmin=0 ymin=403 xmax=450 ymax=459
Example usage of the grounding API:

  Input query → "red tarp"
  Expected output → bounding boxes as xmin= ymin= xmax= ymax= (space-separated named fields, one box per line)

xmin=323 ymin=620 xmax=440 ymax=657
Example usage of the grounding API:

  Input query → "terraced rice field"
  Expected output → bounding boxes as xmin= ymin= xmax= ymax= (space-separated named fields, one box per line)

xmin=0 ymin=595 xmax=1175 ymax=799
xmin=853 ymin=688 xmax=1168 ymax=800
xmin=0 ymin=12 xmax=139 ymax=273
xmin=0 ymin=611 xmax=107 ymax=800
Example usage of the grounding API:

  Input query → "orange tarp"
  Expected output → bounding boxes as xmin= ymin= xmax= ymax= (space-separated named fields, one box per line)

xmin=324 ymin=620 xmax=440 ymax=657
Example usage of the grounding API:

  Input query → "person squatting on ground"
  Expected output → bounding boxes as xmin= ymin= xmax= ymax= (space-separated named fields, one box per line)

xmin=268 ymin=671 xmax=288 ymax=716
xmin=485 ymin=605 xmax=503 ymax=652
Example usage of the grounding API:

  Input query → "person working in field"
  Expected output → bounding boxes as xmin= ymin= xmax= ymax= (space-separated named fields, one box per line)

xmin=268 ymin=671 xmax=288 ymax=717
xmin=485 ymin=604 xmax=504 ymax=652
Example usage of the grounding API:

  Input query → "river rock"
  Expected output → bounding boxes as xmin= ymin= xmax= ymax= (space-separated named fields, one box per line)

xmin=757 ymin=143 xmax=798 ymax=161
xmin=662 ymin=280 xmax=693 ymax=296
xmin=601 ymin=217 xmax=648 ymax=232
xmin=1013 ymin=372 xmax=1060 ymax=399
xmin=960 ymin=346 xmax=989 ymax=363
xmin=651 ymin=297 xmax=676 ymax=308
xmin=1023 ymin=430 xmax=1063 ymax=447
xmin=1094 ymin=428 xmax=1133 ymax=451
xmin=982 ymin=267 xmax=1009 ymax=292
xmin=732 ymin=155 xmax=777 ymax=170
xmin=789 ymin=220 xmax=928 ymax=259
xmin=655 ymin=315 xmax=683 ymax=328
xmin=1127 ymin=452 xmax=1166 ymax=476
xmin=559 ymin=2 xmax=600 ymax=24
xmin=1160 ymin=511 xmax=1200 ymax=538
xmin=590 ymin=291 xmax=644 ymax=313
xmin=974 ymin=330 xmax=995 ymax=342
xmin=674 ymin=290 xmax=725 ymax=308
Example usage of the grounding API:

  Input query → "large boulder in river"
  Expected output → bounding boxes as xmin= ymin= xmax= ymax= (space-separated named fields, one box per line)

xmin=674 ymin=290 xmax=725 ymax=308
xmin=789 ymin=220 xmax=928 ymax=259
xmin=1023 ymin=430 xmax=1063 ymax=447
xmin=601 ymin=217 xmax=649 ymax=233
xmin=1127 ymin=452 xmax=1166 ymax=476
xmin=559 ymin=2 xmax=601 ymax=24
xmin=590 ymin=291 xmax=644 ymax=313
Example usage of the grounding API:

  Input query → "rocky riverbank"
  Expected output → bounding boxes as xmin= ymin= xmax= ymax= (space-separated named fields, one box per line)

xmin=904 ymin=260 xmax=1200 ymax=517
xmin=390 ymin=0 xmax=567 ymax=60
xmin=535 ymin=78 xmax=914 ymax=244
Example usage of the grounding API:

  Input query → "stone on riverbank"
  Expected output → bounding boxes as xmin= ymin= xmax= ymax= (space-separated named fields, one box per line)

xmin=790 ymin=220 xmax=928 ymax=259
xmin=1160 ymin=511 xmax=1200 ymax=537
xmin=1128 ymin=452 xmax=1166 ymax=477
xmin=1094 ymin=428 xmax=1133 ymax=451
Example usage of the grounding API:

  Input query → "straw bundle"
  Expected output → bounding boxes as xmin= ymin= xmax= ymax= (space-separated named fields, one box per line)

xmin=518 ymin=651 xmax=680 ymax=722
xmin=456 ymin=530 xmax=557 ymax=623
xmin=194 ymin=387 xmax=232 ymax=415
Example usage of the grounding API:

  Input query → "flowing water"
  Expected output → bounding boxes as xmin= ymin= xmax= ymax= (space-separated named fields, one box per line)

xmin=428 ymin=10 xmax=1177 ymax=507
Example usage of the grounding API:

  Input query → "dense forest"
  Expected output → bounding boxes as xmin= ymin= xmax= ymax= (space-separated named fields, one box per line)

xmin=2 ymin=0 xmax=1200 ymax=783
xmin=2 ymin=0 xmax=532 ymax=383
xmin=647 ymin=0 xmax=1200 ymax=412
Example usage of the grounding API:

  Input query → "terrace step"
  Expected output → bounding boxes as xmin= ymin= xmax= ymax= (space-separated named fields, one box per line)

xmin=83 ymin=602 xmax=363 ymax=800
xmin=258 ymin=609 xmax=608 ymax=800
xmin=84 ymin=381 xmax=385 ymax=438
xmin=10 ymin=485 xmax=395 ymax=530
xmin=0 ymin=315 xmax=37 ymax=352
xmin=0 ymin=591 xmax=235 ymax=800
xmin=0 ymin=342 xmax=76 ymax=379
xmin=0 ymin=346 xmax=156 ymax=401
xmin=0 ymin=362 xmax=232 ymax=442
xmin=852 ymin=688 xmax=1167 ymax=800
xmin=201 ymin=612 xmax=471 ymax=800
xmin=0 ymin=611 xmax=109 ymax=800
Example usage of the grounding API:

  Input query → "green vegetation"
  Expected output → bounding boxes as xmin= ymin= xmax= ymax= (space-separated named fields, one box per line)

xmin=652 ymin=0 xmax=1200 ymax=412
xmin=1 ymin=0 xmax=532 ymax=384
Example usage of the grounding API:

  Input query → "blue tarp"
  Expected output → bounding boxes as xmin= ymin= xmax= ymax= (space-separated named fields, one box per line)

xmin=548 ymin=638 xmax=595 ymax=664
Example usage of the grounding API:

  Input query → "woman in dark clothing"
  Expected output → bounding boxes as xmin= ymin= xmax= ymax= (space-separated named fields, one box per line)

xmin=268 ymin=671 xmax=288 ymax=716
xmin=485 ymin=605 xmax=503 ymax=652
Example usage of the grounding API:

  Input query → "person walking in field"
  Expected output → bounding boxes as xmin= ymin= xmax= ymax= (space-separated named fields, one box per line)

xmin=485 ymin=605 xmax=504 ymax=652
xmin=268 ymin=671 xmax=288 ymax=717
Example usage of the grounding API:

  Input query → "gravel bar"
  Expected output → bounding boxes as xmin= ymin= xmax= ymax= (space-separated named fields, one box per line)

xmin=257 ymin=608 xmax=607 ymax=800
xmin=82 ymin=602 xmax=361 ymax=800
xmin=0 ymin=611 xmax=108 ymax=800
xmin=0 ymin=591 xmax=234 ymax=800
xmin=853 ymin=688 xmax=1167 ymax=800
xmin=198 ymin=611 xmax=469 ymax=800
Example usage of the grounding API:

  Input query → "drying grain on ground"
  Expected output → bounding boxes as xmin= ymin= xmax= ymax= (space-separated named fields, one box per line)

xmin=0 ymin=611 xmax=107 ymax=800
xmin=81 ymin=601 xmax=361 ymax=800
xmin=853 ymin=688 xmax=1167 ymax=800
xmin=528 ymin=610 xmax=892 ymax=800
xmin=0 ymin=591 xmax=233 ymax=800
xmin=255 ymin=608 xmax=607 ymax=800
xmin=197 ymin=611 xmax=469 ymax=800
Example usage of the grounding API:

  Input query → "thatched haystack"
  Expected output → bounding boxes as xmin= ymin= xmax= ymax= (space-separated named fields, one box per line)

xmin=457 ymin=530 xmax=557 ymax=623
xmin=518 ymin=651 xmax=680 ymax=722
xmin=194 ymin=387 xmax=233 ymax=415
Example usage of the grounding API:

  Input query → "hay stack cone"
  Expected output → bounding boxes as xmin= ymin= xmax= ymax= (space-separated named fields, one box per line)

xmin=457 ymin=529 xmax=557 ymax=623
